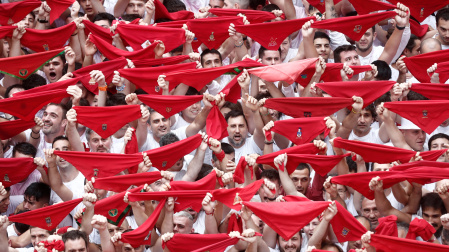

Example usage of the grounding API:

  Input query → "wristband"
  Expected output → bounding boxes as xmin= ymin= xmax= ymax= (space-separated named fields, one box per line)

xmin=32 ymin=130 xmax=40 ymax=134
xmin=205 ymin=209 xmax=215 ymax=215
xmin=234 ymin=40 xmax=244 ymax=48
xmin=351 ymin=108 xmax=360 ymax=114
xmin=396 ymin=25 xmax=405 ymax=30
xmin=116 ymin=83 xmax=126 ymax=91
xmin=71 ymin=33 xmax=78 ymax=36
xmin=37 ymin=18 xmax=49 ymax=23
xmin=30 ymin=132 xmax=40 ymax=140
xmin=215 ymin=150 xmax=225 ymax=162
xmin=264 ymin=140 xmax=274 ymax=145
xmin=98 ymin=85 xmax=107 ymax=91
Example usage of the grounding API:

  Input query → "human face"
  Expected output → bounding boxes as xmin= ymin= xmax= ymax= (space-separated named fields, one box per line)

xmin=258 ymin=79 xmax=268 ymax=93
xmin=79 ymin=0 xmax=94 ymax=15
xmin=261 ymin=50 xmax=281 ymax=65
xmin=186 ymin=207 xmax=198 ymax=221
xmin=430 ymin=137 xmax=449 ymax=162
xmin=94 ymin=19 xmax=110 ymax=29
xmin=223 ymin=0 xmax=234 ymax=9
xmin=227 ymin=116 xmax=248 ymax=148
xmin=372 ymin=163 xmax=390 ymax=172
xmin=251 ymin=214 xmax=264 ymax=233
xmin=422 ymin=207 xmax=442 ymax=231
xmin=122 ymin=244 xmax=144 ymax=252
xmin=17 ymin=13 xmax=35 ymax=29
xmin=348 ymin=217 xmax=371 ymax=249
xmin=30 ymin=227 xmax=50 ymax=246
xmin=173 ymin=216 xmax=194 ymax=234
xmin=280 ymin=38 xmax=291 ymax=62
xmin=303 ymin=217 xmax=320 ymax=239
xmin=209 ymin=0 xmax=224 ymax=8
xmin=402 ymin=129 xmax=426 ymax=152
xmin=354 ymin=109 xmax=374 ymax=136
xmin=108 ymin=223 xmax=127 ymax=237
xmin=149 ymin=112 xmax=170 ymax=140
xmin=8 ymin=87 xmax=24 ymax=97
xmin=202 ymin=53 xmax=222 ymax=68
xmin=88 ymin=131 xmax=111 ymax=153
xmin=356 ymin=28 xmax=376 ymax=53
xmin=337 ymin=184 xmax=349 ymax=201
xmin=126 ymin=0 xmax=145 ymax=17
xmin=2 ymin=40 xmax=9 ymax=58
xmin=258 ymin=177 xmax=280 ymax=202
xmin=42 ymin=105 xmax=67 ymax=136
xmin=53 ymin=139 xmax=72 ymax=169
xmin=0 ymin=190 xmax=10 ymax=213
xmin=404 ymin=39 xmax=421 ymax=57
xmin=23 ymin=195 xmax=47 ymax=210
xmin=290 ymin=169 xmax=310 ymax=195
xmin=182 ymin=101 xmax=201 ymax=122
xmin=278 ymin=232 xmax=301 ymax=252
xmin=314 ymin=38 xmax=331 ymax=60
xmin=339 ymin=50 xmax=360 ymax=66
xmin=361 ymin=198 xmax=381 ymax=229
xmin=64 ymin=238 xmax=87 ymax=252
xmin=43 ymin=57 xmax=64 ymax=83
xmin=437 ymin=18 xmax=449 ymax=45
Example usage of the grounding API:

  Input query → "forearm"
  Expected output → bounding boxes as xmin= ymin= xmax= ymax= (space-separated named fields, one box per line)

xmin=97 ymin=89 xmax=107 ymax=107
xmin=67 ymin=123 xmax=86 ymax=152
xmin=29 ymin=131 xmax=41 ymax=148
xmin=325 ymin=0 xmax=338 ymax=19
xmin=336 ymin=112 xmax=357 ymax=139
xmin=70 ymin=34 xmax=83 ymax=64
xmin=80 ymin=207 xmax=95 ymax=234
xmin=131 ymin=204 xmax=149 ymax=226
xmin=185 ymin=107 xmax=211 ymax=137
xmin=262 ymin=225 xmax=277 ymax=249
xmin=308 ymin=220 xmax=330 ymax=247
xmin=182 ymin=149 xmax=206 ymax=182
xmin=98 ymin=229 xmax=115 ymax=252
xmin=265 ymin=82 xmax=284 ymax=98
xmin=83 ymin=55 xmax=94 ymax=67
xmin=182 ymin=42 xmax=193 ymax=56
xmin=136 ymin=120 xmax=148 ymax=151
xmin=391 ymin=183 xmax=409 ymax=206
xmin=161 ymin=212 xmax=174 ymax=234
xmin=114 ymin=0 xmax=130 ymax=17
xmin=204 ymin=213 xmax=219 ymax=234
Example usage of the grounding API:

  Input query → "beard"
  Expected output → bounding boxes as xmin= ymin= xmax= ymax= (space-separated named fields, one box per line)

xmin=356 ymin=39 xmax=374 ymax=53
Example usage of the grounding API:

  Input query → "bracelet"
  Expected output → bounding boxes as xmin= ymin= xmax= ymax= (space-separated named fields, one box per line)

xmin=31 ymin=130 xmax=40 ymax=134
xmin=37 ymin=18 xmax=49 ymax=23
xmin=116 ymin=83 xmax=126 ymax=91
xmin=30 ymin=132 xmax=40 ymax=140
xmin=351 ymin=108 xmax=360 ymax=114
xmin=264 ymin=140 xmax=274 ymax=145
xmin=71 ymin=33 xmax=78 ymax=36
xmin=215 ymin=150 xmax=225 ymax=162
xmin=234 ymin=40 xmax=244 ymax=48
xmin=396 ymin=25 xmax=405 ymax=30
xmin=205 ymin=209 xmax=214 ymax=215
xmin=98 ymin=85 xmax=108 ymax=91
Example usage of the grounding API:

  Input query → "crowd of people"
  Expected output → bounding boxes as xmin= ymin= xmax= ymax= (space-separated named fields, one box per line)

xmin=1 ymin=0 xmax=449 ymax=251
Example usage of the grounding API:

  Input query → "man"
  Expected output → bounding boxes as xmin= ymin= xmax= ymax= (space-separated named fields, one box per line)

xmin=334 ymin=44 xmax=360 ymax=66
xmin=114 ymin=0 xmax=146 ymax=18
xmin=435 ymin=8 xmax=449 ymax=50
xmin=22 ymin=182 xmax=50 ymax=211
xmin=278 ymin=232 xmax=301 ymax=252
xmin=209 ymin=0 xmax=224 ymax=9
xmin=62 ymin=230 xmax=90 ymax=252
xmin=313 ymin=31 xmax=332 ymax=63
xmin=361 ymin=197 xmax=382 ymax=230
xmin=223 ymin=0 xmax=249 ymax=9
xmin=0 ymin=184 xmax=11 ymax=216
xmin=347 ymin=216 xmax=371 ymax=250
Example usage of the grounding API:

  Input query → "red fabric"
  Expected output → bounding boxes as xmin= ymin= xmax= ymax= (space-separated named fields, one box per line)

xmin=72 ymin=57 xmax=128 ymax=94
xmin=53 ymin=151 xmax=143 ymax=180
xmin=143 ymin=134 xmax=203 ymax=170
xmin=0 ymin=0 xmax=41 ymax=26
xmin=316 ymin=81 xmax=396 ymax=109
xmin=41 ymin=240 xmax=65 ymax=252
xmin=267 ymin=117 xmax=330 ymax=145
xmin=243 ymin=200 xmax=330 ymax=240
xmin=47 ymin=0 xmax=76 ymax=24
xmin=124 ymin=128 xmax=139 ymax=173
xmin=132 ymin=54 xmax=190 ymax=68
xmin=227 ymin=213 xmax=243 ymax=234
xmin=307 ymin=0 xmax=342 ymax=14
xmin=93 ymin=172 xmax=162 ymax=192
xmin=137 ymin=94 xmax=202 ymax=118
xmin=297 ymin=63 xmax=373 ymax=87
xmin=0 ymin=48 xmax=64 ymax=79
xmin=155 ymin=20 xmax=188 ymax=28
xmin=120 ymin=198 xmax=166 ymax=247
xmin=170 ymin=170 xmax=218 ymax=191
xmin=248 ymin=58 xmax=318 ymax=84
xmin=83 ymin=20 xmax=113 ymax=44
xmin=383 ymin=100 xmax=449 ymax=134
xmin=390 ymin=160 xmax=449 ymax=172
xmin=116 ymin=24 xmax=186 ymax=52
xmin=163 ymin=233 xmax=238 ymax=252
xmin=333 ymin=137 xmax=447 ymax=163
xmin=0 ymin=89 xmax=69 ymax=120
xmin=21 ymin=23 xmax=76 ymax=52
xmin=264 ymin=97 xmax=353 ymax=118
xmin=153 ymin=0 xmax=194 ymax=21
xmin=118 ymin=62 xmax=196 ymax=94
xmin=16 ymin=76 xmax=84 ymax=96
xmin=89 ymin=34 xmax=158 ymax=60
xmin=0 ymin=26 xmax=14 ymax=39
xmin=434 ymin=61 xmax=449 ymax=83
xmin=410 ymin=19 xmax=429 ymax=38
xmin=232 ymin=157 xmax=248 ymax=184
xmin=375 ymin=215 xmax=398 ymax=237
xmin=206 ymin=104 xmax=228 ymax=140
xmin=73 ymin=105 xmax=141 ymax=138
xmin=347 ymin=0 xmax=394 ymax=15
xmin=208 ymin=8 xmax=285 ymax=23
xmin=403 ymin=49 xmax=449 ymax=83
xmin=212 ymin=179 xmax=266 ymax=211
xmin=311 ymin=11 xmax=397 ymax=41
xmin=0 ymin=158 xmax=37 ymax=187
xmin=163 ymin=66 xmax=234 ymax=91
xmin=235 ymin=17 xmax=314 ymax=50
xmin=221 ymin=75 xmax=241 ymax=103
xmin=410 ymin=83 xmax=449 ymax=100
xmin=187 ymin=16 xmax=243 ymax=49
xmin=331 ymin=201 xmax=368 ymax=242
xmin=406 ymin=218 xmax=436 ymax=240
xmin=386 ymin=0 xmax=449 ymax=22
xmin=370 ymin=233 xmax=449 ymax=252
xmin=0 ymin=119 xmax=36 ymax=140
xmin=9 ymin=198 xmax=82 ymax=230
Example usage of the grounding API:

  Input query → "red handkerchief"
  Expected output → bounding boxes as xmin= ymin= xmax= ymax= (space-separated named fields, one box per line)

xmin=118 ymin=62 xmax=197 ymax=94
xmin=164 ymin=66 xmax=233 ymax=91
xmin=384 ymin=100 xmax=449 ymax=134
xmin=153 ymin=0 xmax=194 ymax=21
xmin=143 ymin=134 xmax=203 ymax=170
xmin=235 ymin=17 xmax=314 ymax=50
xmin=83 ymin=20 xmax=113 ymax=44
xmin=212 ymin=179 xmax=265 ymax=211
xmin=221 ymin=75 xmax=241 ymax=104
xmin=389 ymin=160 xmax=449 ymax=172
xmin=0 ymin=158 xmax=37 ymax=187
xmin=208 ymin=8 xmax=285 ymax=23
xmin=232 ymin=156 xmax=248 ymax=184
xmin=73 ymin=105 xmax=141 ymax=138
xmin=403 ymin=50 xmax=449 ymax=83
xmin=116 ymin=24 xmax=186 ymax=52
xmin=331 ymin=201 xmax=368 ymax=242
xmin=434 ymin=61 xmax=449 ymax=83
xmin=409 ymin=19 xmax=429 ymax=38
xmin=227 ymin=213 xmax=243 ymax=234
xmin=16 ymin=76 xmax=84 ymax=96
xmin=21 ymin=23 xmax=76 ymax=52
xmin=0 ymin=48 xmax=64 ymax=79
xmin=311 ymin=11 xmax=397 ymax=41
xmin=347 ymin=0 xmax=394 ymax=15
xmin=267 ymin=117 xmax=330 ymax=145
xmin=307 ymin=0 xmax=342 ymax=14
xmin=46 ymin=0 xmax=76 ymax=24
xmin=0 ymin=119 xmax=36 ymax=140
xmin=93 ymin=171 xmax=162 ymax=192
xmin=9 ymin=198 xmax=82 ymax=230
xmin=0 ymin=0 xmax=41 ymax=26
xmin=0 ymin=26 xmax=14 ymax=39
xmin=264 ymin=97 xmax=353 ymax=118
xmin=297 ymin=64 xmax=372 ymax=87
xmin=248 ymin=58 xmax=318 ymax=84
xmin=206 ymin=105 xmax=228 ymax=140
xmin=170 ymin=170 xmax=218 ymax=191
xmin=132 ymin=54 xmax=190 ymax=68
xmin=163 ymin=233 xmax=239 ymax=252
xmin=187 ymin=16 xmax=243 ymax=49
xmin=370 ymin=233 xmax=449 ymax=252
xmin=0 ymin=89 xmax=69 ymax=120
xmin=137 ymin=94 xmax=202 ymax=118
xmin=54 ymin=151 xmax=143 ymax=180
xmin=406 ymin=217 xmax=436 ymax=240
xmin=376 ymin=215 xmax=398 ymax=237
xmin=316 ymin=81 xmax=396 ymax=108
xmin=89 ymin=34 xmax=158 ymax=60
xmin=386 ymin=0 xmax=449 ymax=22
xmin=155 ymin=20 xmax=188 ymax=28
xmin=409 ymin=83 xmax=449 ymax=100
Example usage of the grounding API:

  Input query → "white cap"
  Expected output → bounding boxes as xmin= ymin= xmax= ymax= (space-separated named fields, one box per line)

xmin=397 ymin=118 xmax=420 ymax=130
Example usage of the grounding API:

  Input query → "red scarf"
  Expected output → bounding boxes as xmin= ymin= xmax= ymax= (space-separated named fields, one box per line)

xmin=0 ymin=48 xmax=64 ymax=79
xmin=227 ymin=213 xmax=243 ymax=234
xmin=307 ymin=0 xmax=342 ymax=14
xmin=0 ymin=0 xmax=41 ymax=25
xmin=370 ymin=233 xmax=449 ymax=251
xmin=153 ymin=0 xmax=194 ymax=20
xmin=21 ymin=23 xmax=76 ymax=52
xmin=434 ymin=61 xmax=449 ymax=83
xmin=73 ymin=105 xmax=141 ymax=138
xmin=410 ymin=83 xmax=449 ymax=100
xmin=132 ymin=54 xmax=190 ymax=68
xmin=47 ymin=0 xmax=75 ymax=24
xmin=375 ymin=215 xmax=398 ymax=237
xmin=406 ymin=217 xmax=436 ymax=240
xmin=170 ymin=170 xmax=218 ymax=191
xmin=235 ymin=17 xmax=314 ymax=50
xmin=264 ymin=97 xmax=353 ymax=118
xmin=212 ymin=179 xmax=268 ymax=211
xmin=0 ymin=158 xmax=37 ymax=187
xmin=40 ymin=240 xmax=65 ymax=252
xmin=266 ymin=117 xmax=330 ymax=145
xmin=311 ymin=11 xmax=397 ymax=41
xmin=155 ymin=20 xmax=188 ymax=28
xmin=83 ymin=20 xmax=113 ymax=44
xmin=390 ymin=161 xmax=449 ymax=172
xmin=208 ymin=8 xmax=285 ymax=23
xmin=163 ymin=66 xmax=236 ymax=91
xmin=248 ymin=58 xmax=318 ymax=84
xmin=163 ymin=233 xmax=239 ymax=252
xmin=206 ymin=104 xmax=228 ymax=140
xmin=297 ymin=63 xmax=373 ymax=87
xmin=403 ymin=50 xmax=449 ymax=83
xmin=385 ymin=0 xmax=449 ymax=22
xmin=16 ymin=76 xmax=84 ymax=96
xmin=93 ymin=171 xmax=163 ymax=192
xmin=221 ymin=75 xmax=241 ymax=104
xmin=384 ymin=100 xmax=449 ymax=134
xmin=137 ymin=94 xmax=203 ymax=118
xmin=0 ymin=119 xmax=36 ymax=140
xmin=89 ymin=34 xmax=158 ymax=60
xmin=232 ymin=157 xmax=249 ymax=184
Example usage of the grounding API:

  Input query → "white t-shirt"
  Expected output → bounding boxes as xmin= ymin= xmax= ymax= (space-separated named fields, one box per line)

xmin=222 ymin=136 xmax=262 ymax=162
xmin=349 ymin=128 xmax=385 ymax=145
xmin=192 ymin=210 xmax=206 ymax=234
xmin=110 ymin=135 xmax=125 ymax=154
xmin=139 ymin=126 xmax=188 ymax=152
xmin=171 ymin=114 xmax=191 ymax=131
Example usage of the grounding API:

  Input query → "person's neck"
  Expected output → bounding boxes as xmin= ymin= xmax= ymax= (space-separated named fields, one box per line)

xmin=77 ymin=127 xmax=86 ymax=137
xmin=356 ymin=46 xmax=374 ymax=58
xmin=353 ymin=128 xmax=371 ymax=138
xmin=44 ymin=131 xmax=63 ymax=144
xmin=181 ymin=114 xmax=194 ymax=124
xmin=59 ymin=165 xmax=79 ymax=183
xmin=152 ymin=134 xmax=161 ymax=144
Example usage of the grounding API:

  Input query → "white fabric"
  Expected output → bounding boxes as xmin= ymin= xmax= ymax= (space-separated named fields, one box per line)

xmin=140 ymin=126 xmax=188 ymax=151
xmin=349 ymin=128 xmax=385 ymax=145
xmin=222 ymin=136 xmax=262 ymax=162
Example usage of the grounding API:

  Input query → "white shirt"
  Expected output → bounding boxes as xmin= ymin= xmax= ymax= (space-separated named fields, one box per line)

xmin=349 ymin=128 xmax=385 ymax=145
xmin=140 ymin=126 xmax=188 ymax=152
xmin=222 ymin=136 xmax=262 ymax=162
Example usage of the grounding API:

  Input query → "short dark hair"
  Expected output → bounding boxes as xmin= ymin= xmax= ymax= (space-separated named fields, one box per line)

xmin=106 ymin=93 xmax=127 ymax=106
xmin=333 ymin=44 xmax=356 ymax=63
xmin=428 ymin=133 xmax=449 ymax=151
xmin=164 ymin=0 xmax=186 ymax=12
xmin=258 ymin=46 xmax=281 ymax=60
xmin=93 ymin=12 xmax=115 ymax=26
xmin=371 ymin=60 xmax=391 ymax=80
xmin=196 ymin=163 xmax=213 ymax=181
xmin=62 ymin=230 xmax=88 ymax=248
xmin=362 ymin=103 xmax=377 ymax=120
xmin=22 ymin=74 xmax=46 ymax=90
xmin=47 ymin=103 xmax=68 ymax=120
xmin=121 ymin=14 xmax=141 ymax=21
xmin=221 ymin=101 xmax=243 ymax=113
xmin=200 ymin=49 xmax=222 ymax=66
xmin=314 ymin=31 xmax=331 ymax=43
xmin=436 ymin=8 xmax=449 ymax=27
xmin=421 ymin=192 xmax=447 ymax=215
xmin=212 ymin=143 xmax=235 ymax=161
xmin=260 ymin=169 xmax=280 ymax=184
xmin=24 ymin=182 xmax=51 ymax=204
xmin=5 ymin=84 xmax=24 ymax=98
xmin=405 ymin=34 xmax=419 ymax=52
xmin=159 ymin=132 xmax=179 ymax=147
xmin=261 ymin=3 xmax=280 ymax=13
xmin=407 ymin=90 xmax=429 ymax=101
xmin=52 ymin=135 xmax=69 ymax=147
xmin=13 ymin=142 xmax=37 ymax=158
xmin=224 ymin=110 xmax=248 ymax=127
xmin=296 ymin=163 xmax=310 ymax=176
xmin=14 ymin=210 xmax=31 ymax=234
xmin=249 ymin=0 xmax=265 ymax=10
